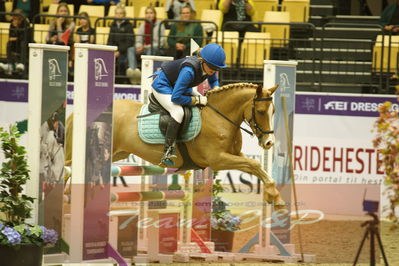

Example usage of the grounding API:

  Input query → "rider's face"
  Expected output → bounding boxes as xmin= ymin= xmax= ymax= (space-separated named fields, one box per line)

xmin=202 ymin=62 xmax=217 ymax=75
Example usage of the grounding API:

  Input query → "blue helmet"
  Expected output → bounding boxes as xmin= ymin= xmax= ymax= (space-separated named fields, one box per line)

xmin=200 ymin=43 xmax=227 ymax=70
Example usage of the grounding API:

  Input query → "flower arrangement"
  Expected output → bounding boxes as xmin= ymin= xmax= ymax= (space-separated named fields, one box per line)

xmin=0 ymin=124 xmax=58 ymax=247
xmin=211 ymin=177 xmax=242 ymax=232
xmin=373 ymin=91 xmax=399 ymax=230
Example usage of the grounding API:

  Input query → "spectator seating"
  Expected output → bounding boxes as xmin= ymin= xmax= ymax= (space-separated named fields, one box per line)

xmin=263 ymin=11 xmax=290 ymax=47
xmin=253 ymin=0 xmax=278 ymax=22
xmin=201 ymin=9 xmax=223 ymax=32
xmin=240 ymin=31 xmax=271 ymax=67
xmin=372 ymin=35 xmax=399 ymax=72
xmin=131 ymin=0 xmax=153 ymax=18
xmin=0 ymin=23 xmax=9 ymax=58
xmin=95 ymin=26 xmax=111 ymax=45
xmin=281 ymin=0 xmax=310 ymax=22
xmin=4 ymin=1 xmax=12 ymax=22
xmin=106 ymin=6 xmax=135 ymax=26
xmin=78 ymin=5 xmax=105 ymax=27
xmin=46 ymin=4 xmax=75 ymax=24
xmin=212 ymin=31 xmax=239 ymax=66
xmin=195 ymin=0 xmax=216 ymax=18
xmin=33 ymin=23 xmax=49 ymax=44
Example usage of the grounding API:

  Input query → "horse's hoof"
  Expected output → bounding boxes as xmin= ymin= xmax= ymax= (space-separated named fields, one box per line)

xmin=274 ymin=201 xmax=288 ymax=211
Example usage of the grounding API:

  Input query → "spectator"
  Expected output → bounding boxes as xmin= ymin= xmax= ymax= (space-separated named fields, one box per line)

xmin=75 ymin=12 xmax=95 ymax=44
xmin=167 ymin=5 xmax=203 ymax=59
xmin=12 ymin=0 xmax=40 ymax=23
xmin=86 ymin=0 xmax=120 ymax=16
xmin=46 ymin=2 xmax=75 ymax=46
xmin=107 ymin=4 xmax=138 ymax=82
xmin=379 ymin=0 xmax=399 ymax=35
xmin=165 ymin=0 xmax=196 ymax=19
xmin=0 ymin=9 xmax=31 ymax=75
xmin=135 ymin=6 xmax=166 ymax=57
xmin=218 ymin=0 xmax=259 ymax=39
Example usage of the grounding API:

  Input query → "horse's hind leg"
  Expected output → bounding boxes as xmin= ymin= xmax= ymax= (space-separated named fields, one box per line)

xmin=209 ymin=152 xmax=286 ymax=209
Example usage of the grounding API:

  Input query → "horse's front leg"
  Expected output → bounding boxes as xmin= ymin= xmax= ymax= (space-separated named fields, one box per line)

xmin=209 ymin=152 xmax=286 ymax=209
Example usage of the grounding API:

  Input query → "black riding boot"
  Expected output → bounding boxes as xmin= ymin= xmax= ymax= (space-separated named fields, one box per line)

xmin=160 ymin=118 xmax=180 ymax=166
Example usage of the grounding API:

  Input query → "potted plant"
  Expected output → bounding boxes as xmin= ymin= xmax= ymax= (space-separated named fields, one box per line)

xmin=211 ymin=177 xmax=241 ymax=252
xmin=0 ymin=124 xmax=58 ymax=266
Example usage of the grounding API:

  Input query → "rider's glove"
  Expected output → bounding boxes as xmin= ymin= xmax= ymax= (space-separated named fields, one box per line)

xmin=191 ymin=96 xmax=208 ymax=107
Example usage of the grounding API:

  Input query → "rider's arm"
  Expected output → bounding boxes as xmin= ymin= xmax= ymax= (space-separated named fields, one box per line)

xmin=171 ymin=66 xmax=195 ymax=105
xmin=207 ymin=72 xmax=219 ymax=89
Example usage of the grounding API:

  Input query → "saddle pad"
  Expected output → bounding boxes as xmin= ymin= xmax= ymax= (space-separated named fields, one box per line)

xmin=138 ymin=104 xmax=202 ymax=144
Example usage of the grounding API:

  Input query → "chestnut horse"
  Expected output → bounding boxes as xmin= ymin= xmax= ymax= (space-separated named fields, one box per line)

xmin=65 ymin=83 xmax=284 ymax=207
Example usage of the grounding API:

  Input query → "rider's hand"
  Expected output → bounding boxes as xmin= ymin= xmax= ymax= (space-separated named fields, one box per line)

xmin=191 ymin=96 xmax=207 ymax=107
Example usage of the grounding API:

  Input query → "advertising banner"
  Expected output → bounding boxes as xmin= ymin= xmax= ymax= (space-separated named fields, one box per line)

xmin=40 ymin=49 xmax=68 ymax=253
xmin=82 ymin=49 xmax=115 ymax=260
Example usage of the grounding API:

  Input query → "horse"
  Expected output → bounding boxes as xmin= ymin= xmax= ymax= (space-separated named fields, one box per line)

xmin=65 ymin=83 xmax=285 ymax=208
xmin=40 ymin=122 xmax=65 ymax=196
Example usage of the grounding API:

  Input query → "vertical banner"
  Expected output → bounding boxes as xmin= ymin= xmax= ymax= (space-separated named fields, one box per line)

xmin=191 ymin=169 xmax=212 ymax=242
xmin=27 ymin=44 xmax=70 ymax=255
xmin=41 ymin=49 xmax=68 ymax=253
xmin=264 ymin=60 xmax=297 ymax=244
xmin=82 ymin=48 xmax=114 ymax=260
xmin=158 ymin=213 xmax=180 ymax=253
xmin=70 ymin=44 xmax=117 ymax=262
xmin=117 ymin=215 xmax=138 ymax=257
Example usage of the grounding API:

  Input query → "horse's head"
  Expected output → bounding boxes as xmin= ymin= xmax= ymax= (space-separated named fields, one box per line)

xmin=246 ymin=84 xmax=278 ymax=149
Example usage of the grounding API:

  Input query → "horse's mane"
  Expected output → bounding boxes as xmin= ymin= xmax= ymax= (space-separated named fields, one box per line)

xmin=206 ymin=82 xmax=259 ymax=97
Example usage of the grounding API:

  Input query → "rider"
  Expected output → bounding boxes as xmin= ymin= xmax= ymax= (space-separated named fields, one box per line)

xmin=151 ymin=43 xmax=227 ymax=166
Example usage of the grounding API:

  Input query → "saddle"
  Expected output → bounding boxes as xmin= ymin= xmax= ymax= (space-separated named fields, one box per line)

xmin=148 ymin=93 xmax=192 ymax=138
xmin=137 ymin=94 xmax=203 ymax=170
xmin=137 ymin=94 xmax=201 ymax=145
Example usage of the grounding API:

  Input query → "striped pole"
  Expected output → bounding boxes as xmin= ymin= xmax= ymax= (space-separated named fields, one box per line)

xmin=110 ymin=191 xmax=186 ymax=203
xmin=64 ymin=165 xmax=183 ymax=178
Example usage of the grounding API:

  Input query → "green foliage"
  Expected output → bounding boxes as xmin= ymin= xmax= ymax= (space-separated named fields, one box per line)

xmin=0 ymin=124 xmax=58 ymax=247
xmin=212 ymin=172 xmax=241 ymax=231
xmin=0 ymin=124 xmax=34 ymax=226
xmin=373 ymin=91 xmax=399 ymax=230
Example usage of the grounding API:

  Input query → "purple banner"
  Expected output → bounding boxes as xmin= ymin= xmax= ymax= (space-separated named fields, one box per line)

xmin=296 ymin=94 xmax=399 ymax=117
xmin=0 ymin=80 xmax=28 ymax=102
xmin=0 ymin=79 xmax=140 ymax=104
xmin=82 ymin=49 xmax=114 ymax=260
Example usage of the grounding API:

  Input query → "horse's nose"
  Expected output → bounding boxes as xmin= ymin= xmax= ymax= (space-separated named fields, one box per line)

xmin=265 ymin=140 xmax=273 ymax=148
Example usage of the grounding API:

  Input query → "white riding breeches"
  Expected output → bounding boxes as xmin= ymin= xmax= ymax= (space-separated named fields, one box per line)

xmin=152 ymin=88 xmax=184 ymax=124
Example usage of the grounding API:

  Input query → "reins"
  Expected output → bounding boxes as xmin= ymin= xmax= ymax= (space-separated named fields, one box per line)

xmin=206 ymin=103 xmax=254 ymax=136
xmin=206 ymin=94 xmax=274 ymax=138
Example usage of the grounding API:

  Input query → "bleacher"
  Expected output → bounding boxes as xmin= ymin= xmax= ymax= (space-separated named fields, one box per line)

xmin=0 ymin=0 xmax=397 ymax=93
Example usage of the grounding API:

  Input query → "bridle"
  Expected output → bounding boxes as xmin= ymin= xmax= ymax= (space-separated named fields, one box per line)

xmin=247 ymin=95 xmax=274 ymax=140
xmin=206 ymin=93 xmax=274 ymax=140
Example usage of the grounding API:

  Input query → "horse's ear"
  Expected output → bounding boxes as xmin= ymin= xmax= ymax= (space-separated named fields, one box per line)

xmin=269 ymin=85 xmax=279 ymax=95
xmin=256 ymin=84 xmax=263 ymax=98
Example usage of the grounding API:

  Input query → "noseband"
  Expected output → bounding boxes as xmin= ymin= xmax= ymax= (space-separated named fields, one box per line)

xmin=247 ymin=96 xmax=274 ymax=140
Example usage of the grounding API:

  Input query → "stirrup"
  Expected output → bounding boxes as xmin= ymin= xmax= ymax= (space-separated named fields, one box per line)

xmin=159 ymin=158 xmax=174 ymax=167
xmin=164 ymin=146 xmax=177 ymax=159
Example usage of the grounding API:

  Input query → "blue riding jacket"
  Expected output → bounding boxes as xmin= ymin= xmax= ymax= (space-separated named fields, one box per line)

xmin=152 ymin=56 xmax=219 ymax=105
